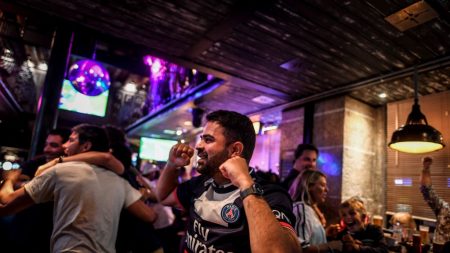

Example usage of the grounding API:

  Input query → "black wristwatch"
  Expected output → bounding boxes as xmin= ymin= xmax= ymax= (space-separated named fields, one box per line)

xmin=240 ymin=183 xmax=264 ymax=200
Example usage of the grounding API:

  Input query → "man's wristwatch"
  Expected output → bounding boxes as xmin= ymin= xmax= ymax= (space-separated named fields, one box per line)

xmin=240 ymin=183 xmax=264 ymax=200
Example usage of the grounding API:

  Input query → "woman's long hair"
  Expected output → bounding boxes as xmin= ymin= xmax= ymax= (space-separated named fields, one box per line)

xmin=289 ymin=170 xmax=326 ymax=205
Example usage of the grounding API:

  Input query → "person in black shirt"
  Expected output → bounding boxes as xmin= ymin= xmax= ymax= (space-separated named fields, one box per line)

xmin=10 ymin=128 xmax=70 ymax=253
xmin=156 ymin=110 xmax=300 ymax=253
xmin=21 ymin=128 xmax=70 ymax=179
xmin=282 ymin=143 xmax=318 ymax=190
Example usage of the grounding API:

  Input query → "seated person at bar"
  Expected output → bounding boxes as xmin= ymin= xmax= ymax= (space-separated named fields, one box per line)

xmin=420 ymin=157 xmax=450 ymax=246
xmin=389 ymin=212 xmax=415 ymax=230
xmin=0 ymin=124 xmax=156 ymax=253
xmin=290 ymin=170 xmax=342 ymax=252
xmin=337 ymin=197 xmax=388 ymax=253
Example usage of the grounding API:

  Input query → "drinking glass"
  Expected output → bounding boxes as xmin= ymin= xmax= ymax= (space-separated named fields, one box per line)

xmin=419 ymin=225 xmax=429 ymax=245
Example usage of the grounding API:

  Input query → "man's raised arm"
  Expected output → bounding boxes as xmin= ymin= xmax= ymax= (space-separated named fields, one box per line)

xmin=156 ymin=144 xmax=194 ymax=206
xmin=420 ymin=156 xmax=433 ymax=186
xmin=219 ymin=157 xmax=300 ymax=253
xmin=35 ymin=151 xmax=125 ymax=177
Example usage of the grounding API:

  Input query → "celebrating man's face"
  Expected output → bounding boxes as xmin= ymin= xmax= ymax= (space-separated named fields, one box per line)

xmin=195 ymin=121 xmax=232 ymax=176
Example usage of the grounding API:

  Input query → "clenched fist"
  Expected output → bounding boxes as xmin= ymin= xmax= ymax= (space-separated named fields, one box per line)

xmin=167 ymin=143 xmax=195 ymax=169
xmin=219 ymin=156 xmax=253 ymax=190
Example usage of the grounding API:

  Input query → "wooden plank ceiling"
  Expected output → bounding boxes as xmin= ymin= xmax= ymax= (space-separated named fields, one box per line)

xmin=2 ymin=0 xmax=450 ymax=138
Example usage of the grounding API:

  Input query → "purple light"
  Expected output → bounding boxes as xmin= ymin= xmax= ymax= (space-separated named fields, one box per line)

xmin=143 ymin=55 xmax=167 ymax=80
xmin=143 ymin=55 xmax=153 ymax=66
xmin=68 ymin=59 xmax=110 ymax=96
xmin=151 ymin=59 xmax=163 ymax=75
xmin=317 ymin=152 xmax=341 ymax=176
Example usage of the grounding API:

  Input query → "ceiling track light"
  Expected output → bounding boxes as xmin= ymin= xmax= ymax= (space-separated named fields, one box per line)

xmin=388 ymin=68 xmax=445 ymax=153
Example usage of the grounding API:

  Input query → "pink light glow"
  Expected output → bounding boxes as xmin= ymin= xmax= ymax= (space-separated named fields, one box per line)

xmin=76 ymin=76 xmax=85 ymax=83
xmin=143 ymin=55 xmax=168 ymax=80
xmin=143 ymin=55 xmax=153 ymax=66
xmin=151 ymin=59 xmax=163 ymax=74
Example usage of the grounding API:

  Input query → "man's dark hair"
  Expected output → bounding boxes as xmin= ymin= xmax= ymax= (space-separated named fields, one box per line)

xmin=294 ymin=143 xmax=319 ymax=160
xmin=206 ymin=110 xmax=255 ymax=163
xmin=103 ymin=125 xmax=127 ymax=146
xmin=72 ymin=124 xmax=109 ymax=152
xmin=48 ymin=128 xmax=71 ymax=143
xmin=103 ymin=125 xmax=131 ymax=169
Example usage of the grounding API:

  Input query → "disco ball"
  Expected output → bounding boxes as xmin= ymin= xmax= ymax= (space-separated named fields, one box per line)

xmin=68 ymin=59 xmax=110 ymax=96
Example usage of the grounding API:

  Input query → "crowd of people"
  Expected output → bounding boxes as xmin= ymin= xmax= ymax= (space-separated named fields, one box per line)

xmin=0 ymin=110 xmax=449 ymax=253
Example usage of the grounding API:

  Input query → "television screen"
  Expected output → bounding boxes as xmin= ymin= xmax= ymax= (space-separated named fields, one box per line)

xmin=59 ymin=79 xmax=109 ymax=117
xmin=139 ymin=137 xmax=178 ymax=161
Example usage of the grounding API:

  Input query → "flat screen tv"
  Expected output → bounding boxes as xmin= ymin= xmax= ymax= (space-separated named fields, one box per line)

xmin=59 ymin=79 xmax=109 ymax=117
xmin=139 ymin=137 xmax=178 ymax=161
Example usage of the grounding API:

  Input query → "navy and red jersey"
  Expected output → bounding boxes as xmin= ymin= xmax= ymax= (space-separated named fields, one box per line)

xmin=176 ymin=169 xmax=295 ymax=253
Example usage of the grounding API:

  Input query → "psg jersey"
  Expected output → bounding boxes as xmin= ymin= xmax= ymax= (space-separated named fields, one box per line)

xmin=176 ymin=169 xmax=295 ymax=253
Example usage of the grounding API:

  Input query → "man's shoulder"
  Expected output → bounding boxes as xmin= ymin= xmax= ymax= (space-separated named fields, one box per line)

xmin=177 ymin=174 xmax=211 ymax=199
xmin=22 ymin=156 xmax=47 ymax=167
xmin=54 ymin=161 xmax=102 ymax=175
xmin=257 ymin=178 xmax=289 ymax=196
xmin=183 ymin=174 xmax=211 ymax=186
xmin=21 ymin=156 xmax=47 ymax=176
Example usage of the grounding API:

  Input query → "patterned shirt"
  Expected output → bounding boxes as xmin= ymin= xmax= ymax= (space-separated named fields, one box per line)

xmin=420 ymin=185 xmax=450 ymax=244
xmin=176 ymin=169 xmax=295 ymax=253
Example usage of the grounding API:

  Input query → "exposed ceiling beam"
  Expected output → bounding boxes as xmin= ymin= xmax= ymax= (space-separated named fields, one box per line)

xmin=249 ymin=54 xmax=450 ymax=116
xmin=184 ymin=0 xmax=263 ymax=58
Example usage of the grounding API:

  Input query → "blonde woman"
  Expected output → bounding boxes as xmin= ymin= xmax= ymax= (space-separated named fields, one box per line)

xmin=290 ymin=170 xmax=342 ymax=252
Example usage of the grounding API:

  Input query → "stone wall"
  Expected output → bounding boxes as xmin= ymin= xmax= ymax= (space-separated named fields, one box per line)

xmin=279 ymin=96 xmax=386 ymax=224
xmin=279 ymin=107 xmax=304 ymax=179
xmin=341 ymin=97 xmax=386 ymax=219
xmin=313 ymin=96 xmax=346 ymax=223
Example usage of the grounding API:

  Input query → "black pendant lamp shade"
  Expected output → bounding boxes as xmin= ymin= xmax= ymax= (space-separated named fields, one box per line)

xmin=389 ymin=70 xmax=445 ymax=153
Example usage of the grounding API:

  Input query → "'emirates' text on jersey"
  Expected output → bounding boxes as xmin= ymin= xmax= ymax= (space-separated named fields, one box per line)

xmin=176 ymin=169 xmax=295 ymax=253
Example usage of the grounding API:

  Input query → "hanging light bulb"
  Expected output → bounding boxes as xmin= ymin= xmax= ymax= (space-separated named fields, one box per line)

xmin=388 ymin=69 xmax=445 ymax=153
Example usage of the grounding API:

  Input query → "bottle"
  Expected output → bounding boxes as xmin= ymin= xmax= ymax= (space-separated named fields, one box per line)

xmin=393 ymin=222 xmax=403 ymax=244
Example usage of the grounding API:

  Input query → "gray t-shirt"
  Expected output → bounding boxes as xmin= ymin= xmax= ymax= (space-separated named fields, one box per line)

xmin=24 ymin=161 xmax=141 ymax=253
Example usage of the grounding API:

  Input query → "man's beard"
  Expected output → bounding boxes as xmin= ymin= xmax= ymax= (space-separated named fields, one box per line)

xmin=196 ymin=149 xmax=230 ymax=177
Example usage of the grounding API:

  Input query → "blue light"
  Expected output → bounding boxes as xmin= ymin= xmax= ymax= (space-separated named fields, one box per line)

xmin=317 ymin=152 xmax=341 ymax=176
xmin=394 ymin=178 xmax=412 ymax=186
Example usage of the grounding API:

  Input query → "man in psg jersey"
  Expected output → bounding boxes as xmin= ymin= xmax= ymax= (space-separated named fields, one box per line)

xmin=156 ymin=110 xmax=300 ymax=253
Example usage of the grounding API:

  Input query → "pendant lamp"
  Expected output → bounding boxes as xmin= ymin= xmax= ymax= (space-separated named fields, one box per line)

xmin=388 ymin=70 xmax=445 ymax=153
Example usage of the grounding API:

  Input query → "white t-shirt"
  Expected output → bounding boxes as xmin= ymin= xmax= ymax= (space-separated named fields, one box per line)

xmin=293 ymin=201 xmax=327 ymax=248
xmin=25 ymin=161 xmax=141 ymax=253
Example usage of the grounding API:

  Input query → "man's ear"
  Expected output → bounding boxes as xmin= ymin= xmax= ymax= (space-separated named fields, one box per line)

xmin=81 ymin=141 xmax=92 ymax=152
xmin=229 ymin=142 xmax=244 ymax=158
